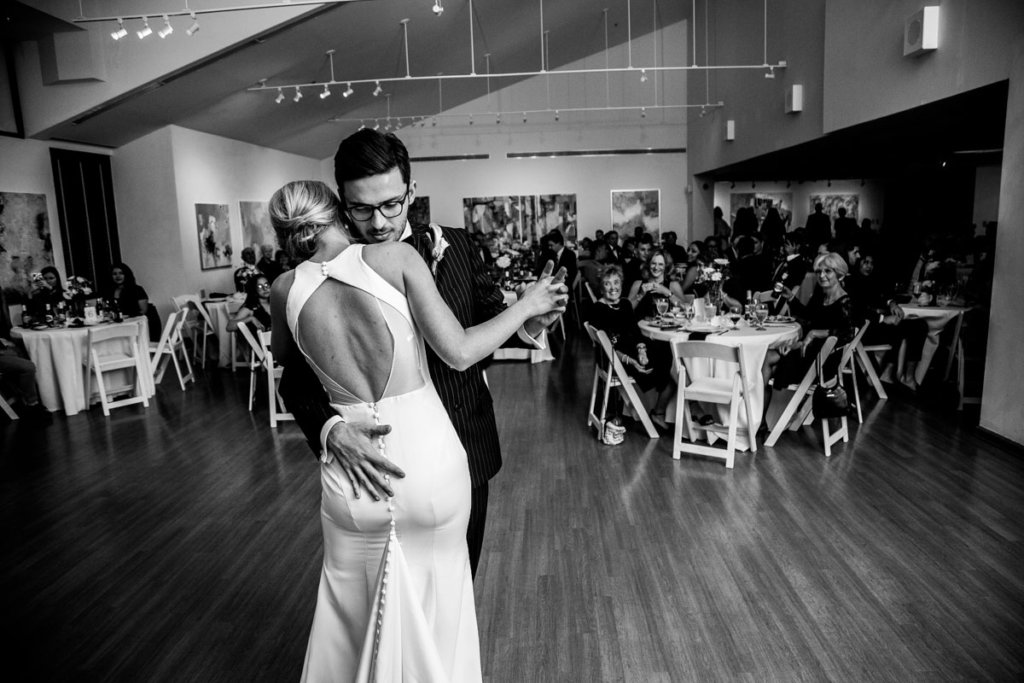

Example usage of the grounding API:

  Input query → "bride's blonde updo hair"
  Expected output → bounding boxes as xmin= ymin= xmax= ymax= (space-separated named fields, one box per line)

xmin=269 ymin=180 xmax=344 ymax=260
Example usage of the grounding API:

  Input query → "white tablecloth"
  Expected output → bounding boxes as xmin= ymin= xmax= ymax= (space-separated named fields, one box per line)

xmin=11 ymin=317 xmax=154 ymax=415
xmin=898 ymin=304 xmax=968 ymax=384
xmin=202 ymin=298 xmax=245 ymax=368
xmin=640 ymin=319 xmax=801 ymax=450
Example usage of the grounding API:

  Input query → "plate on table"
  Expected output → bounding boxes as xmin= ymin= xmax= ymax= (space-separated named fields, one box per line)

xmin=31 ymin=324 xmax=50 ymax=331
xmin=686 ymin=322 xmax=726 ymax=333
xmin=767 ymin=315 xmax=795 ymax=324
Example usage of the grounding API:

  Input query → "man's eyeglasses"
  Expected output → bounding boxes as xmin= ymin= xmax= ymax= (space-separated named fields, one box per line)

xmin=345 ymin=187 xmax=411 ymax=222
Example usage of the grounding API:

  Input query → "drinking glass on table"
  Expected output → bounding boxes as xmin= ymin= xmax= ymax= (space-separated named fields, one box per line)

xmin=728 ymin=305 xmax=743 ymax=329
xmin=655 ymin=297 xmax=670 ymax=318
xmin=681 ymin=303 xmax=694 ymax=326
xmin=753 ymin=303 xmax=769 ymax=330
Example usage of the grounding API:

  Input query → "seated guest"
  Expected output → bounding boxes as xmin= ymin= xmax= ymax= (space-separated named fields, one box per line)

xmin=845 ymin=252 xmax=929 ymax=391
xmin=28 ymin=266 xmax=65 ymax=315
xmin=535 ymin=229 xmax=577 ymax=289
xmin=590 ymin=266 xmax=673 ymax=430
xmin=722 ymin=236 xmax=771 ymax=310
xmin=578 ymin=237 xmax=594 ymax=260
xmin=761 ymin=252 xmax=859 ymax=395
xmin=702 ymin=237 xmax=721 ymax=261
xmin=275 ymin=249 xmax=294 ymax=274
xmin=579 ymin=242 xmax=612 ymax=299
xmin=226 ymin=274 xmax=272 ymax=333
xmin=256 ymin=244 xmax=282 ymax=284
xmin=661 ymin=230 xmax=687 ymax=264
xmin=604 ymin=230 xmax=622 ymax=263
xmin=623 ymin=239 xmax=653 ymax=293
xmin=0 ymin=288 xmax=47 ymax=421
xmin=105 ymin=263 xmax=163 ymax=341
xmin=678 ymin=241 xmax=706 ymax=295
xmin=767 ymin=232 xmax=811 ymax=312
xmin=234 ymin=247 xmax=260 ymax=293
xmin=627 ymin=249 xmax=684 ymax=319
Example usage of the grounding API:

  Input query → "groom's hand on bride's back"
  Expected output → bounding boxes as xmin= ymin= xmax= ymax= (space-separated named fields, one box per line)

xmin=327 ymin=420 xmax=405 ymax=500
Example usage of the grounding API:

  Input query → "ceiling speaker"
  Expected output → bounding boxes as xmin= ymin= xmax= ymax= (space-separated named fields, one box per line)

xmin=904 ymin=6 xmax=939 ymax=57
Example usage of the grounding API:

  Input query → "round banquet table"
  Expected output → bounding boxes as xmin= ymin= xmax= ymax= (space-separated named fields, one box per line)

xmin=11 ymin=316 xmax=154 ymax=415
xmin=897 ymin=304 xmax=969 ymax=384
xmin=639 ymin=318 xmax=801 ymax=451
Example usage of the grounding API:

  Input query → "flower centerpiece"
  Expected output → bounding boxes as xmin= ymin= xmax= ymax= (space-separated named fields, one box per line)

xmin=696 ymin=258 xmax=730 ymax=310
xmin=64 ymin=275 xmax=94 ymax=319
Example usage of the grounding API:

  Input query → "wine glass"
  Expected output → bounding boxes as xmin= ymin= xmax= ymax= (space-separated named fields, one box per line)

xmin=655 ymin=297 xmax=670 ymax=318
xmin=728 ymin=305 xmax=743 ymax=329
xmin=753 ymin=303 xmax=769 ymax=330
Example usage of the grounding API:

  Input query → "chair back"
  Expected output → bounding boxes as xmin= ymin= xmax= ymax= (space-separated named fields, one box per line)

xmin=671 ymin=340 xmax=742 ymax=364
xmin=584 ymin=282 xmax=598 ymax=304
xmin=151 ymin=311 xmax=180 ymax=356
xmin=87 ymin=321 xmax=141 ymax=345
xmin=838 ymin=321 xmax=870 ymax=369
xmin=237 ymin=322 xmax=265 ymax=363
xmin=170 ymin=295 xmax=191 ymax=312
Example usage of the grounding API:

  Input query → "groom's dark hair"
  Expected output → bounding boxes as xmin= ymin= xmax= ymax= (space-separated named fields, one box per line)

xmin=334 ymin=130 xmax=412 ymax=190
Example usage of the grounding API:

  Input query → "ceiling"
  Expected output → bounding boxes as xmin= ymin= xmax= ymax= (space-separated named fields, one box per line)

xmin=18 ymin=0 xmax=690 ymax=158
xmin=704 ymin=80 xmax=1009 ymax=183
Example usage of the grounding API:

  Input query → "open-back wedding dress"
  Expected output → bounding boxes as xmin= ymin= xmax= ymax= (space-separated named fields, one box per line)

xmin=288 ymin=244 xmax=481 ymax=682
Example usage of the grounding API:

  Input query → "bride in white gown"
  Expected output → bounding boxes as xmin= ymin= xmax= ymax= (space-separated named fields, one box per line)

xmin=267 ymin=181 xmax=565 ymax=682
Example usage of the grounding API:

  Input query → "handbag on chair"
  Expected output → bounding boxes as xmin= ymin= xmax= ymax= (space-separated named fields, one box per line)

xmin=813 ymin=352 xmax=850 ymax=419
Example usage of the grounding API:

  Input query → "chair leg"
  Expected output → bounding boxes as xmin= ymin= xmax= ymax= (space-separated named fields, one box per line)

xmin=672 ymin=389 xmax=686 ymax=460
xmin=94 ymin=367 xmax=111 ymax=417
xmin=850 ymin=361 xmax=863 ymax=424
xmin=0 ymin=395 xmax=18 ymax=419
xmin=618 ymin=380 xmax=658 ymax=438
xmin=856 ymin=345 xmax=888 ymax=400
xmin=725 ymin=387 xmax=740 ymax=468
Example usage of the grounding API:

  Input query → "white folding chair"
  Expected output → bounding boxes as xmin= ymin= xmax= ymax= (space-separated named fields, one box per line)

xmin=583 ymin=322 xmax=658 ymax=439
xmin=237 ymin=322 xmax=266 ymax=412
xmin=149 ymin=310 xmax=195 ymax=390
xmin=171 ymin=294 xmax=216 ymax=368
xmin=765 ymin=335 xmax=848 ymax=457
xmin=670 ymin=340 xmax=757 ymax=469
xmin=838 ymin=322 xmax=871 ymax=423
xmin=584 ymin=281 xmax=598 ymax=304
xmin=258 ymin=330 xmax=293 ymax=428
xmin=0 ymin=384 xmax=18 ymax=420
xmin=83 ymin=322 xmax=150 ymax=416
xmin=569 ymin=272 xmax=583 ymax=329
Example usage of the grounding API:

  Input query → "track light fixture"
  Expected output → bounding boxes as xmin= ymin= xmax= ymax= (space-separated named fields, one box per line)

xmin=343 ymin=83 xmax=354 ymax=98
xmin=432 ymin=1 xmax=444 ymax=16
xmin=111 ymin=18 xmax=128 ymax=40
xmin=320 ymin=84 xmax=331 ymax=99
xmin=358 ymin=121 xmax=365 ymax=130
xmin=157 ymin=15 xmax=173 ymax=38
xmin=641 ymin=107 xmax=646 ymax=118
xmin=293 ymin=87 xmax=303 ymax=102
xmin=373 ymin=120 xmax=380 ymax=130
xmin=274 ymin=88 xmax=285 ymax=104
xmin=137 ymin=17 xmax=152 ymax=39
xmin=186 ymin=12 xmax=200 ymax=36
xmin=640 ymin=69 xmax=648 ymax=83
xmin=764 ymin=66 xmax=775 ymax=79
xmin=372 ymin=81 xmax=382 ymax=96
xmin=554 ymin=110 xmax=560 ymax=121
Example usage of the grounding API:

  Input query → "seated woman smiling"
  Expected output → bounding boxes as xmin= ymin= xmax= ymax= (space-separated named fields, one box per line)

xmin=591 ymin=266 xmax=674 ymax=430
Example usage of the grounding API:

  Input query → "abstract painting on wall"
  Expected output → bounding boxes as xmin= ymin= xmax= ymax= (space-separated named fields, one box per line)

xmin=195 ymin=203 xmax=233 ymax=270
xmin=611 ymin=189 xmax=660 ymax=239
xmin=408 ymin=196 xmax=431 ymax=226
xmin=464 ymin=196 xmax=535 ymax=245
xmin=810 ymin=193 xmax=859 ymax=221
xmin=0 ymin=191 xmax=53 ymax=302
xmin=730 ymin=192 xmax=794 ymax=228
xmin=536 ymin=194 xmax=578 ymax=243
xmin=239 ymin=200 xmax=275 ymax=254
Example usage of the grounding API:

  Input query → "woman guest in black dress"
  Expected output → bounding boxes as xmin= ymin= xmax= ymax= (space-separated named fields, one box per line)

xmin=107 ymin=263 xmax=162 ymax=341
xmin=626 ymin=249 xmax=685 ymax=321
xmin=226 ymin=274 xmax=272 ymax=333
xmin=28 ymin=266 xmax=66 ymax=315
xmin=591 ymin=266 xmax=674 ymax=430
xmin=762 ymin=252 xmax=859 ymax=390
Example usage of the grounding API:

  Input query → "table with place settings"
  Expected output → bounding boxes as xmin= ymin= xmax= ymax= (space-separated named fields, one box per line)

xmin=639 ymin=317 xmax=801 ymax=450
xmin=11 ymin=316 xmax=154 ymax=415
xmin=897 ymin=303 xmax=970 ymax=384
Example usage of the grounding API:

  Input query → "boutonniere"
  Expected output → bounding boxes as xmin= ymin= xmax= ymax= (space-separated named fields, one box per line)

xmin=431 ymin=236 xmax=450 ymax=275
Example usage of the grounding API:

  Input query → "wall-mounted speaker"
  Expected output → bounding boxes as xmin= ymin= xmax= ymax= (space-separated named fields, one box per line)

xmin=904 ymin=6 xmax=939 ymax=57
xmin=725 ymin=120 xmax=735 ymax=141
xmin=785 ymin=85 xmax=803 ymax=114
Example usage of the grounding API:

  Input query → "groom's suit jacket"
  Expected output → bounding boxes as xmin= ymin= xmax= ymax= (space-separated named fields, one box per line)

xmin=278 ymin=224 xmax=507 ymax=488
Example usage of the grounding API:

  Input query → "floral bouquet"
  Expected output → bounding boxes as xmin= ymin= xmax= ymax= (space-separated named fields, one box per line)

xmin=695 ymin=258 xmax=729 ymax=303
xmin=65 ymin=275 xmax=94 ymax=300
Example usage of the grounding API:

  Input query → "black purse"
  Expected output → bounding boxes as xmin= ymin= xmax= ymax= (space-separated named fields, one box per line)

xmin=812 ymin=353 xmax=850 ymax=419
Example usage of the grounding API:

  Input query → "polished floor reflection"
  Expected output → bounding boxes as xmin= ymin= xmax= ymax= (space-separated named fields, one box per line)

xmin=2 ymin=334 xmax=1022 ymax=682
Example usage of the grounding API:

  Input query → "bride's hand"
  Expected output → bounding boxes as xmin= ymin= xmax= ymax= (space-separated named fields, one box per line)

xmin=518 ymin=261 xmax=568 ymax=319
xmin=326 ymin=419 xmax=405 ymax=500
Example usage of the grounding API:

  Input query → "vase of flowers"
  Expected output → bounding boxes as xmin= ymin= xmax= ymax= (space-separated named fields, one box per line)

xmin=696 ymin=258 xmax=730 ymax=312
xmin=64 ymin=275 xmax=94 ymax=319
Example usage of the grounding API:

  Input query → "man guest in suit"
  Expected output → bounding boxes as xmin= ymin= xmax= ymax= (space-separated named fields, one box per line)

xmin=278 ymin=130 xmax=565 ymax=577
xmin=536 ymin=229 xmax=577 ymax=287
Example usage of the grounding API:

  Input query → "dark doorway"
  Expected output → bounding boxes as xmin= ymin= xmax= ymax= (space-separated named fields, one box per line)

xmin=49 ymin=148 xmax=120 ymax=288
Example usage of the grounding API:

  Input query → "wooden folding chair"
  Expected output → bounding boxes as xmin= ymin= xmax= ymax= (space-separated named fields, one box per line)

xmin=670 ymin=340 xmax=757 ymax=468
xmin=83 ymin=322 xmax=150 ymax=416
xmin=258 ymin=330 xmax=293 ymax=428
xmin=765 ymin=335 xmax=843 ymax=455
xmin=583 ymin=323 xmax=658 ymax=439
xmin=237 ymin=322 xmax=266 ymax=412
xmin=149 ymin=310 xmax=195 ymax=390
xmin=171 ymin=294 xmax=216 ymax=368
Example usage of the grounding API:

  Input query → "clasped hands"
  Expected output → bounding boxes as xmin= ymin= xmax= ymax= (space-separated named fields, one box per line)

xmin=520 ymin=260 xmax=569 ymax=333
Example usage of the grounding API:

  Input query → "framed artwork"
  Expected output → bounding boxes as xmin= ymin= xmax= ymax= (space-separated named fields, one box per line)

xmin=408 ymin=196 xmax=430 ymax=226
xmin=194 ymin=203 xmax=233 ymax=270
xmin=0 ymin=191 xmax=53 ymax=303
xmin=463 ymin=195 xmax=534 ymax=245
xmin=611 ymin=189 xmax=660 ymax=239
xmin=730 ymin=192 xmax=793 ymax=228
xmin=239 ymin=200 xmax=275 ymax=254
xmin=810 ymin=193 xmax=859 ymax=221
xmin=536 ymin=194 xmax=577 ymax=243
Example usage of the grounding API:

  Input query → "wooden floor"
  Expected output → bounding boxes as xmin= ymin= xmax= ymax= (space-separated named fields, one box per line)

xmin=2 ymin=333 xmax=1022 ymax=682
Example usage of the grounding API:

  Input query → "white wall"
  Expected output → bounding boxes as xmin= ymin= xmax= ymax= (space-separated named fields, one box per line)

xmin=981 ymin=40 xmax=1024 ymax=446
xmin=0 ymin=136 xmax=113 ymax=289
xmin=111 ymin=125 xmax=322 ymax=323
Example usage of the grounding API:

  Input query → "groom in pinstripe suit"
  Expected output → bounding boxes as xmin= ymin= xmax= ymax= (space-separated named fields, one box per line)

xmin=279 ymin=130 xmax=564 ymax=577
